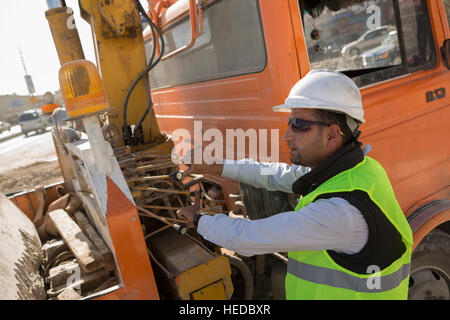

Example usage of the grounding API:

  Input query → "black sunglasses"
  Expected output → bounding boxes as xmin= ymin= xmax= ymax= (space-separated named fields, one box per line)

xmin=288 ymin=117 xmax=331 ymax=133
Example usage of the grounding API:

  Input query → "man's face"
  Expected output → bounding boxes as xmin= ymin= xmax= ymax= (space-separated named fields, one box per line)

xmin=282 ymin=108 xmax=330 ymax=168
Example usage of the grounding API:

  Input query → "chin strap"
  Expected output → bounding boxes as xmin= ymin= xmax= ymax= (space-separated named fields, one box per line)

xmin=350 ymin=127 xmax=371 ymax=155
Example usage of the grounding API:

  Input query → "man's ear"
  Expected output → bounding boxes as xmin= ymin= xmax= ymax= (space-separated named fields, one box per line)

xmin=327 ymin=124 xmax=342 ymax=145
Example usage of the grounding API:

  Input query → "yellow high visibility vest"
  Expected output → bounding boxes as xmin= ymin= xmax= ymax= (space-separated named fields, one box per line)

xmin=286 ymin=157 xmax=413 ymax=300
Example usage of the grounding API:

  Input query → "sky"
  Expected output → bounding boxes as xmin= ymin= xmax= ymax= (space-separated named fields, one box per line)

xmin=0 ymin=0 xmax=148 ymax=96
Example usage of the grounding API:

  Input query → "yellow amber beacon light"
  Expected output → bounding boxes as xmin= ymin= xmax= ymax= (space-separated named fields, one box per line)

xmin=59 ymin=59 xmax=111 ymax=119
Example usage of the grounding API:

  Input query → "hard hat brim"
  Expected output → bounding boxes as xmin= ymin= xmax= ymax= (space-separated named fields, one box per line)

xmin=272 ymin=104 xmax=293 ymax=113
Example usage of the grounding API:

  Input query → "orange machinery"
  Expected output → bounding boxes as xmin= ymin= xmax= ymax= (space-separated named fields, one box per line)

xmin=2 ymin=0 xmax=233 ymax=300
xmin=2 ymin=0 xmax=449 ymax=300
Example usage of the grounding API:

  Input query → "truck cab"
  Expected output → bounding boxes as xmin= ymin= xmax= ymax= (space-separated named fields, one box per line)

xmin=146 ymin=0 xmax=450 ymax=299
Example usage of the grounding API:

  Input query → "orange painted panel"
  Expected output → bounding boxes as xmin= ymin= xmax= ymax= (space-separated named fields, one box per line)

xmin=97 ymin=177 xmax=159 ymax=300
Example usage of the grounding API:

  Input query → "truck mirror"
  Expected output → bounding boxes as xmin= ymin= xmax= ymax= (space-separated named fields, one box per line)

xmin=441 ymin=39 xmax=450 ymax=70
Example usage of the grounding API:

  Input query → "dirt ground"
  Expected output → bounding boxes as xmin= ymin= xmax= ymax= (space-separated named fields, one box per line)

xmin=0 ymin=160 xmax=63 ymax=195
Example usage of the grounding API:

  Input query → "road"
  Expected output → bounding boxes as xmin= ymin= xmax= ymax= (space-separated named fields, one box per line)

xmin=0 ymin=124 xmax=21 ymax=141
xmin=0 ymin=128 xmax=57 ymax=174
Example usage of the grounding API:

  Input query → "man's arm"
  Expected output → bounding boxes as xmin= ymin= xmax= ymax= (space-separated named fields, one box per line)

xmin=195 ymin=197 xmax=369 ymax=257
xmin=184 ymin=159 xmax=310 ymax=193
xmin=222 ymin=158 xmax=310 ymax=193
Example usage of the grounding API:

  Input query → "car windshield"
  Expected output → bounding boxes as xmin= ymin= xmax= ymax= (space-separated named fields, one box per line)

xmin=383 ymin=32 xmax=398 ymax=45
xmin=19 ymin=112 xmax=39 ymax=121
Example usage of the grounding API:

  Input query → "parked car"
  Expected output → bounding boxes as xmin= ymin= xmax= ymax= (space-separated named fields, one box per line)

xmin=361 ymin=31 xmax=401 ymax=68
xmin=0 ymin=121 xmax=11 ymax=133
xmin=18 ymin=110 xmax=47 ymax=137
xmin=341 ymin=25 xmax=395 ymax=57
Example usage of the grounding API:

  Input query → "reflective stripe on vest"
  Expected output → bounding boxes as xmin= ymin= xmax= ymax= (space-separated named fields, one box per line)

xmin=287 ymin=259 xmax=411 ymax=293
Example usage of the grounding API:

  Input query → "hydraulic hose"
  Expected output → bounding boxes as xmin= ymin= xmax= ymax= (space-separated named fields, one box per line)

xmin=123 ymin=0 xmax=165 ymax=145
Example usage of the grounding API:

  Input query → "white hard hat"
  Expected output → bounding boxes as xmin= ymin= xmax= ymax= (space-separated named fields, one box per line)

xmin=273 ymin=70 xmax=365 ymax=133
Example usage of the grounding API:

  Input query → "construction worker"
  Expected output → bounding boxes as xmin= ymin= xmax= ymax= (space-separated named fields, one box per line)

xmin=177 ymin=70 xmax=413 ymax=300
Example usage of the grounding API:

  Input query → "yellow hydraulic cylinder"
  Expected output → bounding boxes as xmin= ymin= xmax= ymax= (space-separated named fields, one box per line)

xmin=79 ymin=0 xmax=163 ymax=148
xmin=45 ymin=6 xmax=86 ymax=192
xmin=45 ymin=7 xmax=85 ymax=64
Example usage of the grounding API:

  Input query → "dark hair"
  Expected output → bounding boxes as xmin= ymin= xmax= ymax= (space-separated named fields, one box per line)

xmin=314 ymin=109 xmax=353 ymax=144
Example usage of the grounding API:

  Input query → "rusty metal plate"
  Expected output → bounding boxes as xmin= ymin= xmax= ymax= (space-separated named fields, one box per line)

xmin=99 ymin=0 xmax=140 ymax=37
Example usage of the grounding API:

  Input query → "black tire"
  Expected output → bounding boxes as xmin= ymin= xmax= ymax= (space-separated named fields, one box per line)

xmin=350 ymin=47 xmax=360 ymax=56
xmin=409 ymin=229 xmax=450 ymax=300
xmin=226 ymin=255 xmax=254 ymax=300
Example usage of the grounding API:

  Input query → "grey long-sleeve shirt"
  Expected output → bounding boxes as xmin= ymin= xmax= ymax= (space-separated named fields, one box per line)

xmin=197 ymin=159 xmax=369 ymax=257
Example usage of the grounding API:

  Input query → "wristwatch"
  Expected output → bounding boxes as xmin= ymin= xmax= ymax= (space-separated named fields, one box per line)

xmin=193 ymin=209 xmax=208 ymax=228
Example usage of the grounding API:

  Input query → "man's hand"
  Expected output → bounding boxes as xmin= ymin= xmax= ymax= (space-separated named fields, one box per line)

xmin=183 ymin=162 xmax=224 ymax=177
xmin=180 ymin=147 xmax=224 ymax=176
xmin=177 ymin=191 xmax=201 ymax=229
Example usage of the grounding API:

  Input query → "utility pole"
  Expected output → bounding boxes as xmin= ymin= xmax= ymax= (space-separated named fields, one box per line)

xmin=18 ymin=46 xmax=37 ymax=106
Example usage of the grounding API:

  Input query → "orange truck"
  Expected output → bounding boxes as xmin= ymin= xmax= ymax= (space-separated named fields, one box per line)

xmin=1 ymin=0 xmax=449 ymax=300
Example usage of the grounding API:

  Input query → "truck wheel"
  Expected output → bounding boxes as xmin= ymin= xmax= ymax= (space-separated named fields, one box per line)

xmin=226 ymin=255 xmax=254 ymax=300
xmin=409 ymin=230 xmax=450 ymax=300
xmin=350 ymin=47 xmax=360 ymax=56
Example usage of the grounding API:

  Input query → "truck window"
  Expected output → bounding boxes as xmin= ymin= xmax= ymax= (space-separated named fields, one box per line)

xmin=299 ymin=0 xmax=436 ymax=87
xmin=444 ymin=0 xmax=450 ymax=25
xmin=147 ymin=0 xmax=266 ymax=89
